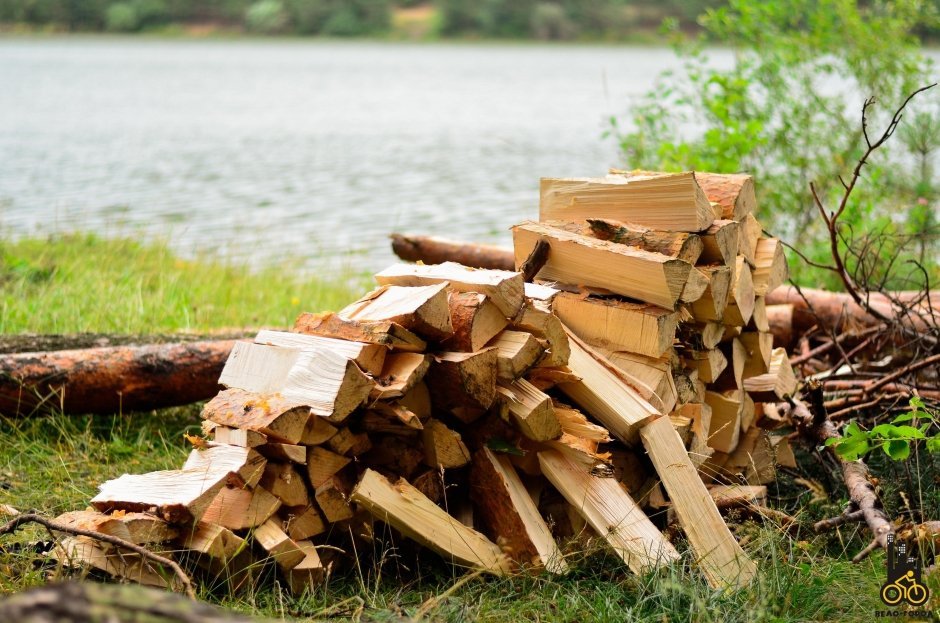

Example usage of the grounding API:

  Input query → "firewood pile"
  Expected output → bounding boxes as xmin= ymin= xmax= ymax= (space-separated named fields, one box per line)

xmin=50 ymin=170 xmax=801 ymax=596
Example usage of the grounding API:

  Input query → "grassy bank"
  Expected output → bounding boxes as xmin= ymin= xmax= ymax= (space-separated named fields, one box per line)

xmin=0 ymin=234 xmax=916 ymax=621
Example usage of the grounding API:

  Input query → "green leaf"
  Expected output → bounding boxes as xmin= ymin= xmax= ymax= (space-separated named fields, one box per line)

xmin=884 ymin=439 xmax=911 ymax=461
xmin=824 ymin=436 xmax=842 ymax=447
xmin=890 ymin=425 xmax=926 ymax=439
xmin=486 ymin=438 xmax=525 ymax=457
xmin=870 ymin=423 xmax=896 ymax=437
xmin=910 ymin=396 xmax=925 ymax=409
xmin=891 ymin=411 xmax=916 ymax=424
xmin=926 ymin=435 xmax=940 ymax=454
xmin=834 ymin=435 xmax=870 ymax=461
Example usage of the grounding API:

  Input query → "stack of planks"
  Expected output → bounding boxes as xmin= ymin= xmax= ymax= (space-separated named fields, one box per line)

xmin=53 ymin=170 xmax=796 ymax=595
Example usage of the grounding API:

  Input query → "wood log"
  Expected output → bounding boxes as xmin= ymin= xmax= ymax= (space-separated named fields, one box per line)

xmin=471 ymin=447 xmax=568 ymax=573
xmin=364 ymin=401 xmax=423 ymax=433
xmin=0 ymin=339 xmax=233 ymax=416
xmin=176 ymin=521 xmax=244 ymax=561
xmin=541 ymin=173 xmax=715 ymax=232
xmin=258 ymin=442 xmax=306 ymax=464
xmin=688 ymin=265 xmax=732 ymax=322
xmin=375 ymin=262 xmax=524 ymax=318
xmin=556 ymin=328 xmax=660 ymax=444
xmin=699 ymin=219 xmax=740 ymax=267
xmin=640 ymin=415 xmax=757 ymax=589
xmin=350 ymin=469 xmax=511 ymax=574
xmin=202 ymin=388 xmax=309 ymax=444
xmin=552 ymin=292 xmax=677 ymax=358
xmin=750 ymin=296 xmax=770 ymax=333
xmin=739 ymin=331 xmax=774 ymax=378
xmin=766 ymin=304 xmax=794 ymax=348
xmin=183 ymin=445 xmax=267 ymax=488
xmin=339 ymin=283 xmax=454 ymax=342
xmin=488 ymin=330 xmax=544 ymax=380
xmin=599 ymin=349 xmax=678 ymax=414
xmin=751 ymin=238 xmax=788 ymax=296
xmin=552 ymin=402 xmax=612 ymax=442
xmin=722 ymin=257 xmax=755 ymax=326
xmin=260 ymin=462 xmax=309 ymax=508
xmin=513 ymin=221 xmax=692 ymax=309
xmin=306 ymin=446 xmax=351 ymax=489
xmin=743 ymin=347 xmax=798 ymax=401
xmin=254 ymin=518 xmax=306 ymax=570
xmin=680 ymin=267 xmax=710 ymax=303
xmin=421 ymin=419 xmax=471 ymax=468
xmin=511 ymin=300 xmax=570 ymax=367
xmin=314 ymin=475 xmax=355 ymax=523
xmin=212 ymin=426 xmax=268 ymax=448
xmin=694 ymin=172 xmax=757 ymax=221
xmin=399 ymin=381 xmax=432 ymax=420
xmin=218 ymin=342 xmax=373 ymax=424
xmin=299 ymin=414 xmax=339 ymax=446
xmin=445 ymin=292 xmax=509 ymax=352
xmin=584 ymin=218 xmax=704 ymax=263
xmin=739 ymin=214 xmax=762 ymax=265
xmin=685 ymin=349 xmax=728 ymax=384
xmin=52 ymin=510 xmax=177 ymax=545
xmin=202 ymin=485 xmax=281 ymax=531
xmin=495 ymin=379 xmax=562 ymax=442
xmin=254 ymin=329 xmax=386 ymax=376
xmin=284 ymin=539 xmax=326 ymax=595
xmin=281 ymin=505 xmax=326 ymax=541
xmin=364 ymin=435 xmax=424 ymax=478
xmin=294 ymin=311 xmax=427 ymax=352
xmin=425 ymin=348 xmax=498 ymax=421
xmin=705 ymin=390 xmax=744 ymax=454
xmin=390 ymin=233 xmax=514 ymax=270
xmin=53 ymin=536 xmax=179 ymax=590
xmin=538 ymin=449 xmax=679 ymax=573
xmin=371 ymin=353 xmax=430 ymax=400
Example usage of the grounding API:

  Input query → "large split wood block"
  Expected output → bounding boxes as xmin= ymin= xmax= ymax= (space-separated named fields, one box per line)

xmin=294 ymin=311 xmax=426 ymax=352
xmin=704 ymin=390 xmax=745 ymax=453
xmin=513 ymin=221 xmax=692 ymax=309
xmin=722 ymin=257 xmax=755 ymax=327
xmin=540 ymin=172 xmax=714 ymax=232
xmin=495 ymin=378 xmax=562 ymax=442
xmin=203 ymin=389 xmax=309 ymax=444
xmin=445 ymin=292 xmax=509 ymax=352
xmin=743 ymin=347 xmax=797 ymax=401
xmin=421 ymin=419 xmax=471 ymax=468
xmin=52 ymin=510 xmax=177 ymax=545
xmin=599 ymin=349 xmax=678 ymax=414
xmin=260 ymin=463 xmax=309 ymax=508
xmin=183 ymin=445 xmax=267 ymax=489
xmin=202 ymin=485 xmax=281 ymax=531
xmin=699 ymin=219 xmax=740 ymax=267
xmin=254 ymin=328 xmax=386 ymax=376
xmin=688 ymin=265 xmax=732 ymax=322
xmin=585 ymin=218 xmax=703 ymax=263
xmin=511 ymin=300 xmax=570 ymax=367
xmin=425 ymin=348 xmax=498 ymax=421
xmin=339 ymin=283 xmax=454 ymax=342
xmin=488 ymin=330 xmax=544 ymax=380
xmin=751 ymin=237 xmax=788 ymax=296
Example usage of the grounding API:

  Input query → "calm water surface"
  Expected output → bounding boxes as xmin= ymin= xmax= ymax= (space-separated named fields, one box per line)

xmin=0 ymin=37 xmax=732 ymax=272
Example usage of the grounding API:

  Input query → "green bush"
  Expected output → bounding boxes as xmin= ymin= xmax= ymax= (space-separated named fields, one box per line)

xmin=244 ymin=0 xmax=287 ymax=33
xmin=530 ymin=2 xmax=576 ymax=40
xmin=105 ymin=2 xmax=140 ymax=31
xmin=610 ymin=0 xmax=939 ymax=287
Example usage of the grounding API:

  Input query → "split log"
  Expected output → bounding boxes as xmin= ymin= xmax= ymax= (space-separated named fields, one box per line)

xmin=688 ymin=265 xmax=732 ymax=322
xmin=584 ymin=218 xmax=704 ymax=263
xmin=722 ymin=257 xmax=755 ymax=326
xmin=350 ymin=469 xmax=511 ymax=574
xmin=541 ymin=173 xmax=715 ymax=231
xmin=284 ymin=540 xmax=326 ymax=595
xmin=471 ymin=447 xmax=568 ymax=573
xmin=445 ymin=292 xmax=509 ymax=352
xmin=390 ymin=233 xmax=513 ymax=270
xmin=600 ymin=349 xmax=678 ymax=414
xmin=294 ymin=312 xmax=427 ymax=352
xmin=339 ymin=283 xmax=454 ymax=342
xmin=371 ymin=352 xmax=430 ymax=400
xmin=52 ymin=510 xmax=177 ymax=545
xmin=255 ymin=329 xmax=386 ymax=376
xmin=751 ymin=238 xmax=787 ymax=296
xmin=739 ymin=214 xmax=762 ymax=265
xmin=375 ymin=262 xmax=524 ymax=318
xmin=306 ymin=447 xmax=351 ymax=489
xmin=538 ymin=450 xmax=679 ymax=573
xmin=511 ymin=301 xmax=571 ymax=368
xmin=743 ymin=348 xmax=797 ymax=401
xmin=552 ymin=292 xmax=677 ymax=358
xmin=259 ymin=463 xmax=309 ymax=507
xmin=202 ymin=388 xmax=309 ymax=444
xmin=680 ymin=267 xmax=710 ymax=303
xmin=640 ymin=415 xmax=757 ymax=589
xmin=513 ymin=221 xmax=692 ymax=309
xmin=698 ymin=219 xmax=740 ymax=267
xmin=421 ymin=419 xmax=471 ymax=468
xmin=254 ymin=518 xmax=306 ymax=570
xmin=425 ymin=349 xmax=498 ymax=421
xmin=495 ymin=379 xmax=562 ymax=442
xmin=202 ymin=485 xmax=281 ymax=530
xmin=704 ymin=390 xmax=743 ymax=453
xmin=183 ymin=445 xmax=267 ymax=488
xmin=489 ymin=330 xmax=544 ymax=380
xmin=0 ymin=339 xmax=233 ymax=416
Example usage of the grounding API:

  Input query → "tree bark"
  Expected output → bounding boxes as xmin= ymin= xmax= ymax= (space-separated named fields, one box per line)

xmin=390 ymin=233 xmax=514 ymax=271
xmin=0 ymin=340 xmax=233 ymax=416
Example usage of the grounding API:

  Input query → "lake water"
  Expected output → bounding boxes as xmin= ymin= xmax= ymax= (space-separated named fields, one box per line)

xmin=0 ymin=37 xmax=729 ymax=272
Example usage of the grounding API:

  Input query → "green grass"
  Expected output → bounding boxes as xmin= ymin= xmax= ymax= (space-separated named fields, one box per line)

xmin=0 ymin=234 xmax=930 ymax=621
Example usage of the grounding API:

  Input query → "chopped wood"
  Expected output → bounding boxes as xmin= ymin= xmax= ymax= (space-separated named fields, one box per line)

xmin=52 ymin=510 xmax=177 ymax=545
xmin=212 ymin=426 xmax=268 ymax=448
xmin=260 ymin=463 xmax=309 ymax=508
xmin=739 ymin=214 xmax=762 ymax=265
xmin=707 ymin=484 xmax=768 ymax=507
xmin=422 ymin=419 xmax=471 ymax=468
xmin=183 ymin=445 xmax=267 ymax=488
xmin=750 ymin=296 xmax=770 ymax=333
xmin=722 ymin=257 xmax=755 ymax=326
xmin=471 ymin=447 xmax=568 ymax=573
xmin=513 ymin=221 xmax=692 ymax=309
xmin=600 ymin=349 xmax=678 ymax=414
xmin=362 ymin=436 xmax=423 ymax=478
xmin=339 ymin=283 xmax=454 ymax=342
xmin=445 ymin=292 xmax=509 ymax=352
xmin=202 ymin=485 xmax=281 ymax=531
xmin=693 ymin=172 xmax=757 ymax=221
xmin=584 ymin=218 xmax=704 ymax=263
xmin=541 ymin=173 xmax=714 ymax=232
xmin=218 ymin=342 xmax=373 ymax=424
xmin=495 ymin=379 xmax=562 ymax=442
xmin=688 ymin=265 xmax=732 ymax=322
xmin=770 ymin=435 xmax=797 ymax=469
xmin=281 ymin=505 xmax=327 ymax=541
xmin=640 ymin=416 xmax=757 ymax=589
xmin=488 ymin=330 xmax=544 ymax=380
xmin=306 ymin=447 xmax=351 ymax=489
xmin=739 ymin=332 xmax=773 ymax=378
xmin=314 ymin=475 xmax=355 ymax=523
xmin=375 ymin=262 xmax=524 ymax=318
xmin=350 ymin=469 xmax=511 ymax=574
xmin=725 ymin=427 xmax=775 ymax=485
xmin=365 ymin=401 xmax=423 ymax=432
xmin=557 ymin=329 xmax=660 ymax=445
xmin=411 ymin=469 xmax=445 ymax=504
xmin=90 ymin=466 xmax=232 ymax=524
xmin=552 ymin=292 xmax=677 ymax=358
xmin=327 ymin=427 xmax=373 ymax=457
xmin=511 ymin=301 xmax=570 ymax=367
xmin=704 ymin=390 xmax=744 ymax=453
xmin=686 ymin=349 xmax=728 ymax=384
xmin=526 ymin=366 xmax=581 ymax=390
xmin=743 ymin=347 xmax=798 ymax=401
xmin=680 ymin=267 xmax=710 ymax=303
xmin=284 ymin=539 xmax=326 ymax=595
xmin=538 ymin=450 xmax=679 ymax=573
xmin=299 ymin=415 xmax=339 ymax=446
xmin=294 ymin=311 xmax=427 ymax=353
xmin=680 ymin=321 xmax=724 ymax=350
xmin=253 ymin=518 xmax=306 ymax=570
xmin=751 ymin=237 xmax=788 ymax=296
xmin=390 ymin=233 xmax=513 ymax=271
xmin=254 ymin=328 xmax=386 ymax=376
xmin=425 ymin=348 xmax=498 ymax=421
xmin=202 ymin=389 xmax=309 ymax=445
xmin=699 ymin=219 xmax=740 ymax=267
xmin=399 ymin=381 xmax=432 ymax=420
xmin=54 ymin=536 xmax=179 ymax=590
xmin=176 ymin=522 xmax=245 ymax=561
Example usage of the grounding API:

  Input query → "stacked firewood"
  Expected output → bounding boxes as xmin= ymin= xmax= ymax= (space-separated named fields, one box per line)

xmin=51 ymin=170 xmax=800 ymax=596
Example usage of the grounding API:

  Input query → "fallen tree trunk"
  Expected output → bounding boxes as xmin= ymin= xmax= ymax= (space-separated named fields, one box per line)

xmin=0 ymin=340 xmax=234 ymax=416
xmin=390 ymin=233 xmax=514 ymax=271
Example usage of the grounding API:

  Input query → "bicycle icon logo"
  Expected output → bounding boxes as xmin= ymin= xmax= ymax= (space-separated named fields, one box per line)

xmin=880 ymin=534 xmax=930 ymax=607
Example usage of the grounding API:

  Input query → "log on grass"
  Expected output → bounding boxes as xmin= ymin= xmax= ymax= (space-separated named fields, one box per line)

xmin=0 ymin=339 xmax=233 ymax=416
xmin=390 ymin=233 xmax=514 ymax=270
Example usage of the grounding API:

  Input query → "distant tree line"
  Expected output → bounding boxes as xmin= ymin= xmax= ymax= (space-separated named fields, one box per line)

xmin=0 ymin=0 xmax=724 ymax=37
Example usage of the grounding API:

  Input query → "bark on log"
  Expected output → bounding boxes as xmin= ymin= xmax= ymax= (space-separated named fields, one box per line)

xmin=0 ymin=340 xmax=233 ymax=416
xmin=390 ymin=233 xmax=514 ymax=271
